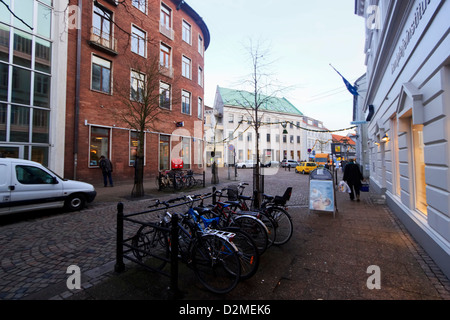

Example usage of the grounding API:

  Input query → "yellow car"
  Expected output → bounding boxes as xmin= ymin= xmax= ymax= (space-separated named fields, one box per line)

xmin=295 ymin=162 xmax=318 ymax=174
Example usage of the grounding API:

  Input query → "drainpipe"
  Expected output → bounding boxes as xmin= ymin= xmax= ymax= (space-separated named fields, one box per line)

xmin=73 ymin=0 xmax=82 ymax=180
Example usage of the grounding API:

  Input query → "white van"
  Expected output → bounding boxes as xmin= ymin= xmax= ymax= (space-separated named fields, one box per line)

xmin=0 ymin=158 xmax=96 ymax=215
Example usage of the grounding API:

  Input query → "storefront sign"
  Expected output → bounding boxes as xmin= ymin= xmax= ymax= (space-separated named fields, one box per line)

xmin=391 ymin=0 xmax=434 ymax=74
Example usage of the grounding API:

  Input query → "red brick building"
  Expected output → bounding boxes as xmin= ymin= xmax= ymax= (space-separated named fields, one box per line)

xmin=65 ymin=0 xmax=209 ymax=183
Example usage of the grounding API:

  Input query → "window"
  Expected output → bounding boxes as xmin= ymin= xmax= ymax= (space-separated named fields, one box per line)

xmin=131 ymin=25 xmax=146 ymax=57
xmin=181 ymin=90 xmax=191 ymax=114
xmin=238 ymin=132 xmax=243 ymax=141
xmin=93 ymin=4 xmax=113 ymax=47
xmin=283 ymin=135 xmax=287 ymax=143
xmin=182 ymin=56 xmax=191 ymax=79
xmin=159 ymin=82 xmax=171 ymax=109
xmin=247 ymin=132 xmax=252 ymax=142
xmin=198 ymin=67 xmax=203 ymax=87
xmin=89 ymin=127 xmax=110 ymax=166
xmin=160 ymin=43 xmax=171 ymax=68
xmin=182 ymin=20 xmax=191 ymax=44
xmin=130 ymin=70 xmax=146 ymax=102
xmin=132 ymin=0 xmax=146 ymax=13
xmin=198 ymin=35 xmax=203 ymax=55
xmin=412 ymin=124 xmax=427 ymax=215
xmin=267 ymin=133 xmax=271 ymax=142
xmin=159 ymin=135 xmax=170 ymax=171
xmin=129 ymin=131 xmax=138 ymax=166
xmin=91 ymin=56 xmax=111 ymax=94
xmin=290 ymin=135 xmax=294 ymax=143
xmin=182 ymin=137 xmax=191 ymax=169
xmin=160 ymin=3 xmax=173 ymax=39
xmin=297 ymin=136 xmax=300 ymax=143
xmin=198 ymin=97 xmax=203 ymax=119
xmin=15 ymin=165 xmax=53 ymax=185
xmin=228 ymin=114 xmax=234 ymax=123
xmin=160 ymin=3 xmax=171 ymax=29
xmin=276 ymin=134 xmax=280 ymax=143
xmin=10 ymin=105 xmax=29 ymax=142
xmin=32 ymin=109 xmax=49 ymax=143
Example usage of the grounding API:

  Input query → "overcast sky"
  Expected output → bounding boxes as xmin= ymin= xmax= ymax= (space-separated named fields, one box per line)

xmin=187 ymin=0 xmax=367 ymax=133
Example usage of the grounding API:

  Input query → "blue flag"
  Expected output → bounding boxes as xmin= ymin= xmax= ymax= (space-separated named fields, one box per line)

xmin=330 ymin=64 xmax=359 ymax=96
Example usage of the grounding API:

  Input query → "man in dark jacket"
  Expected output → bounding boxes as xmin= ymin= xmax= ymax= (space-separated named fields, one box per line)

xmin=343 ymin=159 xmax=363 ymax=201
xmin=99 ymin=155 xmax=113 ymax=187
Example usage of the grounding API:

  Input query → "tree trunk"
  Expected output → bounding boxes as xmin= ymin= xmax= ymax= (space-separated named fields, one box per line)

xmin=132 ymin=155 xmax=145 ymax=197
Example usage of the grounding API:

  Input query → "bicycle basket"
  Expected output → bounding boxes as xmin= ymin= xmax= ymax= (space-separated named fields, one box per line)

xmin=227 ymin=185 xmax=239 ymax=201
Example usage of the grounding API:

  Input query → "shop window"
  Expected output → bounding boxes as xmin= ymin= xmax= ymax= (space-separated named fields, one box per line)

xmin=412 ymin=124 xmax=427 ymax=215
xmin=89 ymin=127 xmax=110 ymax=167
xmin=159 ymin=135 xmax=170 ymax=171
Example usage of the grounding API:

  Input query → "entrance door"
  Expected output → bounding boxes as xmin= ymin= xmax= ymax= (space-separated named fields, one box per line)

xmin=0 ymin=146 xmax=24 ymax=158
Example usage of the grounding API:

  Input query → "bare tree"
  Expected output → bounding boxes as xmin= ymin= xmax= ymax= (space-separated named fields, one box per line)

xmin=113 ymin=53 xmax=173 ymax=197
xmin=234 ymin=40 xmax=291 ymax=207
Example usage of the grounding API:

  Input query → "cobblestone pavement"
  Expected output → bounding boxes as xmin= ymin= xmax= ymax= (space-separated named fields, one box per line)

xmin=0 ymin=167 xmax=449 ymax=301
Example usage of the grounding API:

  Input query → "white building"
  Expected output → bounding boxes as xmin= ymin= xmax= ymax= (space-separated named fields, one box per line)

xmin=0 ymin=0 xmax=68 ymax=175
xmin=210 ymin=86 xmax=331 ymax=166
xmin=355 ymin=0 xmax=450 ymax=278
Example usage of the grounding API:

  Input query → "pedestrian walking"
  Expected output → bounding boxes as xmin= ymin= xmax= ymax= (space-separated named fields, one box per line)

xmin=343 ymin=159 xmax=363 ymax=201
xmin=99 ymin=155 xmax=114 ymax=187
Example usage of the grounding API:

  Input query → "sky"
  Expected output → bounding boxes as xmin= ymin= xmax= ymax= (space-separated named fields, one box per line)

xmin=186 ymin=0 xmax=367 ymax=133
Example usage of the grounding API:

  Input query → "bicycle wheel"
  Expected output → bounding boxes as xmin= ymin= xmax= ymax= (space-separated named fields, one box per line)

xmin=131 ymin=224 xmax=169 ymax=271
xmin=255 ymin=211 xmax=277 ymax=248
xmin=267 ymin=207 xmax=293 ymax=245
xmin=232 ymin=215 xmax=268 ymax=255
xmin=191 ymin=234 xmax=241 ymax=294
xmin=223 ymin=227 xmax=260 ymax=280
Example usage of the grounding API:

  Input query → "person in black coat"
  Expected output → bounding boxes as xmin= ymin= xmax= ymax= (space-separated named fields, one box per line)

xmin=343 ymin=159 xmax=363 ymax=201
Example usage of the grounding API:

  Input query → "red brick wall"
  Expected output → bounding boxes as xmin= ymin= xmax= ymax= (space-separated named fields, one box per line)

xmin=65 ymin=0 xmax=207 ymax=183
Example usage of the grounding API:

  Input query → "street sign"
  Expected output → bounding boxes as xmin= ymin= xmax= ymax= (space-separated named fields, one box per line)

xmin=228 ymin=144 xmax=234 ymax=151
xmin=350 ymin=121 xmax=368 ymax=125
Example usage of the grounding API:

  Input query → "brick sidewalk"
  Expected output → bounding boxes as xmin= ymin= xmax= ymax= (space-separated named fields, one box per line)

xmin=1 ymin=168 xmax=449 ymax=301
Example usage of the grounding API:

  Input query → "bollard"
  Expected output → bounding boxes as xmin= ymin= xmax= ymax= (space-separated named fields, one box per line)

xmin=203 ymin=171 xmax=205 ymax=187
xmin=115 ymin=202 xmax=125 ymax=273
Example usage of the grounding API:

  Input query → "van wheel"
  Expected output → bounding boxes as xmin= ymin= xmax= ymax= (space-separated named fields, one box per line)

xmin=65 ymin=193 xmax=86 ymax=211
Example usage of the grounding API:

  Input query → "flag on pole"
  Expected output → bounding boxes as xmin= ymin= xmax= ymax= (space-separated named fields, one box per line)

xmin=329 ymin=64 xmax=359 ymax=96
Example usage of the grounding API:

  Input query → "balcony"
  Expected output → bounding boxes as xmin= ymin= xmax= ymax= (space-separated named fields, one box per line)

xmin=89 ymin=27 xmax=118 ymax=56
xmin=159 ymin=65 xmax=174 ymax=78
xmin=159 ymin=23 xmax=174 ymax=40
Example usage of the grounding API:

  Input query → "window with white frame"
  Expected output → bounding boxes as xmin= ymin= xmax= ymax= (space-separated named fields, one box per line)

xmin=198 ymin=66 xmax=203 ymax=87
xmin=91 ymin=55 xmax=111 ymax=94
xmin=160 ymin=3 xmax=171 ymax=29
xmin=131 ymin=25 xmax=146 ymax=57
xmin=198 ymin=97 xmax=203 ymax=119
xmin=132 ymin=0 xmax=146 ymax=13
xmin=159 ymin=81 xmax=171 ymax=109
xmin=182 ymin=56 xmax=191 ymax=79
xmin=198 ymin=35 xmax=203 ymax=55
xmin=160 ymin=43 xmax=171 ymax=68
xmin=181 ymin=90 xmax=191 ymax=114
xmin=130 ymin=70 xmax=146 ymax=102
xmin=182 ymin=20 xmax=191 ymax=44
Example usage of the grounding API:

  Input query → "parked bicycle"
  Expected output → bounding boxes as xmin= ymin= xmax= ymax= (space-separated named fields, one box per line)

xmin=228 ymin=182 xmax=294 ymax=246
xmin=131 ymin=196 xmax=241 ymax=294
xmin=183 ymin=194 xmax=260 ymax=280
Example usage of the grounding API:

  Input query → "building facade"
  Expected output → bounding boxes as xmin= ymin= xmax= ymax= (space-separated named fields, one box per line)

xmin=210 ymin=86 xmax=331 ymax=166
xmin=64 ymin=0 xmax=209 ymax=182
xmin=0 ymin=0 xmax=68 ymax=175
xmin=355 ymin=0 xmax=450 ymax=278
